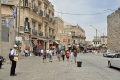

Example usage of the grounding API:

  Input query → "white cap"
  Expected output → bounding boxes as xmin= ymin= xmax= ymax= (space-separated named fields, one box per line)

xmin=14 ymin=45 xmax=18 ymax=47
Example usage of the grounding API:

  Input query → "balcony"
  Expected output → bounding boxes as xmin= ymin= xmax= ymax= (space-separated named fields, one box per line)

xmin=24 ymin=27 xmax=30 ymax=33
xmin=1 ymin=0 xmax=15 ymax=6
xmin=49 ymin=35 xmax=52 ymax=38
xmin=45 ymin=32 xmax=49 ymax=37
xmin=32 ymin=29 xmax=37 ymax=35
xmin=39 ymin=31 xmax=43 ymax=36
xmin=49 ymin=35 xmax=55 ymax=39
xmin=24 ymin=2 xmax=31 ymax=8
xmin=49 ymin=18 xmax=52 ymax=22
xmin=32 ymin=5 xmax=38 ymax=12
xmin=46 ymin=14 xmax=49 ymax=19
xmin=38 ymin=9 xmax=43 ymax=16
xmin=52 ymin=20 xmax=55 ymax=24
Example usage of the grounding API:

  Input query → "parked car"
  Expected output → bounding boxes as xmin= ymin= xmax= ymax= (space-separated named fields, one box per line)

xmin=103 ymin=50 xmax=116 ymax=57
xmin=108 ymin=53 xmax=120 ymax=68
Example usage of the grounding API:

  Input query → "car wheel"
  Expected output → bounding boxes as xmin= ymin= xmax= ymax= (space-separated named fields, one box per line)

xmin=108 ymin=61 xmax=112 ymax=68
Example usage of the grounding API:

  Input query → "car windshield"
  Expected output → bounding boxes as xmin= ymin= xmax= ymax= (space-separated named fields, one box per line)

xmin=108 ymin=50 xmax=115 ymax=53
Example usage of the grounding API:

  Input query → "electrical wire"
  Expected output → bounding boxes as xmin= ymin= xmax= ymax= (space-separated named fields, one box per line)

xmin=55 ymin=9 xmax=116 ymax=15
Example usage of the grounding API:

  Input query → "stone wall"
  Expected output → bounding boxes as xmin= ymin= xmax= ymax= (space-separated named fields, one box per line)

xmin=107 ymin=9 xmax=120 ymax=51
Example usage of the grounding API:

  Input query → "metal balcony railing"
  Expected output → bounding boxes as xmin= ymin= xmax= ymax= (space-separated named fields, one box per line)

xmin=32 ymin=29 xmax=37 ymax=35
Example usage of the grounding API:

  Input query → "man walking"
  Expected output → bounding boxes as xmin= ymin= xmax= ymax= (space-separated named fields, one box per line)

xmin=61 ymin=49 xmax=65 ymax=61
xmin=10 ymin=45 xmax=19 ymax=76
xmin=57 ymin=48 xmax=61 ymax=62
xmin=73 ymin=49 xmax=78 ymax=63
xmin=49 ymin=49 xmax=52 ymax=62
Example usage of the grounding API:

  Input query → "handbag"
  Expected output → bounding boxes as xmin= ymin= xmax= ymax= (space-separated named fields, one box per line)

xmin=13 ymin=57 xmax=18 ymax=62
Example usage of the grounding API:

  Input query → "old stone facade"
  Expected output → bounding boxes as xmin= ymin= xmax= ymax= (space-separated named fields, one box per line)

xmin=1 ymin=0 xmax=16 ymax=58
xmin=0 ymin=0 xmax=1 ymax=56
xmin=92 ymin=36 xmax=107 ymax=49
xmin=54 ymin=16 xmax=71 ymax=50
xmin=1 ymin=0 xmax=55 ymax=56
xmin=107 ymin=8 xmax=120 ymax=51
xmin=64 ymin=22 xmax=86 ymax=51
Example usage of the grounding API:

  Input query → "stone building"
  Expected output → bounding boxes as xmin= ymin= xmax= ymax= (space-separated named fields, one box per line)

xmin=92 ymin=36 xmax=101 ymax=48
xmin=1 ymin=0 xmax=16 ymax=58
xmin=107 ymin=8 xmax=120 ymax=51
xmin=1 ymin=0 xmax=55 ymax=56
xmin=92 ymin=36 xmax=107 ymax=49
xmin=54 ymin=16 xmax=71 ymax=50
xmin=0 ymin=0 xmax=1 ymax=56
xmin=64 ymin=23 xmax=86 ymax=51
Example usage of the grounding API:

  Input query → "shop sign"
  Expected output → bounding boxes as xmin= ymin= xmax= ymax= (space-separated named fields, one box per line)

xmin=63 ymin=39 xmax=67 ymax=42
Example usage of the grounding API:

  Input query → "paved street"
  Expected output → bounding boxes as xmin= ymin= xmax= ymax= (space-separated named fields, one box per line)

xmin=0 ymin=53 xmax=120 ymax=80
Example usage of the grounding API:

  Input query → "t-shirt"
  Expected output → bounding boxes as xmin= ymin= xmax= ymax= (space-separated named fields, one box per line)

xmin=74 ymin=50 xmax=77 ymax=57
xmin=43 ymin=51 xmax=47 ymax=56
xmin=10 ymin=49 xmax=17 ymax=55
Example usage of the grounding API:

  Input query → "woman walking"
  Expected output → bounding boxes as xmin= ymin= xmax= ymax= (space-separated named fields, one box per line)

xmin=66 ymin=50 xmax=70 ymax=62
xmin=43 ymin=49 xmax=47 ymax=63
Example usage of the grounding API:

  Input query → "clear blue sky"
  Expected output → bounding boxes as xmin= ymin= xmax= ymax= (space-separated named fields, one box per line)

xmin=49 ymin=0 xmax=120 ymax=41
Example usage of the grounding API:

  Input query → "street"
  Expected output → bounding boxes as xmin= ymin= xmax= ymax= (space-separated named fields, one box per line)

xmin=0 ymin=53 xmax=120 ymax=80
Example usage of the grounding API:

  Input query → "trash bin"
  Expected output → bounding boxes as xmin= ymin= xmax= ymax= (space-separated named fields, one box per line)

xmin=77 ymin=61 xmax=82 ymax=67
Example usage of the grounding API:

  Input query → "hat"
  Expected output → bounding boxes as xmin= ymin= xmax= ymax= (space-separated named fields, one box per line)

xmin=14 ymin=45 xmax=18 ymax=47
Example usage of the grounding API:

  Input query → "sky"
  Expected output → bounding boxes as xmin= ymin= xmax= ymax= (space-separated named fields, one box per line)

xmin=49 ymin=0 xmax=120 ymax=41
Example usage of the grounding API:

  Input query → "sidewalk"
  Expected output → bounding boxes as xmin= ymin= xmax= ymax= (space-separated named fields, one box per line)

xmin=0 ymin=53 xmax=111 ymax=80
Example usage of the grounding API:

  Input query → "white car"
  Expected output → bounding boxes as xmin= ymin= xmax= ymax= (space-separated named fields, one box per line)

xmin=108 ymin=53 xmax=120 ymax=68
xmin=103 ymin=50 xmax=116 ymax=57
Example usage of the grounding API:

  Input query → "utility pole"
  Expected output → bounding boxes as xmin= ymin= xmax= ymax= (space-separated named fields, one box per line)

xmin=90 ymin=25 xmax=97 ymax=49
xmin=17 ymin=0 xmax=21 ymax=48
xmin=103 ymin=33 xmax=104 ymax=45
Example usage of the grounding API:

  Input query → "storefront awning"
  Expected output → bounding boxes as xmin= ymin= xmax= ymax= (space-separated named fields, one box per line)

xmin=54 ymin=41 xmax=59 ymax=44
xmin=37 ymin=38 xmax=48 ymax=42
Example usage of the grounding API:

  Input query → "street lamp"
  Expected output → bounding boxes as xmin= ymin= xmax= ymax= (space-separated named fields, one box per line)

xmin=90 ymin=25 xmax=97 ymax=49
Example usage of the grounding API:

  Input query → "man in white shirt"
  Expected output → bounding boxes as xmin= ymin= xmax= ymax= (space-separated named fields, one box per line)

xmin=10 ymin=45 xmax=18 ymax=76
xmin=41 ymin=49 xmax=43 ymax=56
xmin=46 ymin=49 xmax=49 ymax=58
xmin=49 ymin=49 xmax=52 ymax=62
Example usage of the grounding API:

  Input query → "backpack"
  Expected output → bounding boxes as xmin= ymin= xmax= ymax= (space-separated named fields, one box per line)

xmin=9 ymin=49 xmax=15 ymax=61
xmin=9 ymin=53 xmax=14 ymax=61
xmin=61 ymin=51 xmax=65 ymax=55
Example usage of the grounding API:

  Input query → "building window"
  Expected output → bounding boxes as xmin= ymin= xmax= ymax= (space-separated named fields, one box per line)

xmin=8 ymin=18 xmax=14 ymax=28
xmin=2 ymin=18 xmax=7 ymax=27
xmin=1 ymin=0 xmax=6 ymax=3
xmin=32 ymin=21 xmax=35 ymax=29
xmin=38 ymin=24 xmax=41 ymax=32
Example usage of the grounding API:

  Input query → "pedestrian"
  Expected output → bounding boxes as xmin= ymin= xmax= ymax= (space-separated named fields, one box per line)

xmin=49 ymin=49 xmax=52 ymax=62
xmin=10 ymin=45 xmax=19 ymax=76
xmin=66 ymin=50 xmax=70 ymax=62
xmin=43 ymin=49 xmax=47 ymax=63
xmin=24 ymin=49 xmax=29 ymax=57
xmin=41 ymin=49 xmax=43 ymax=56
xmin=46 ymin=49 xmax=49 ymax=58
xmin=38 ymin=49 xmax=41 ymax=56
xmin=61 ymin=49 xmax=65 ymax=61
xmin=8 ymin=48 xmax=12 ymax=64
xmin=70 ymin=50 xmax=74 ymax=62
xmin=56 ymin=48 xmax=61 ymax=62
xmin=73 ymin=49 xmax=78 ymax=63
